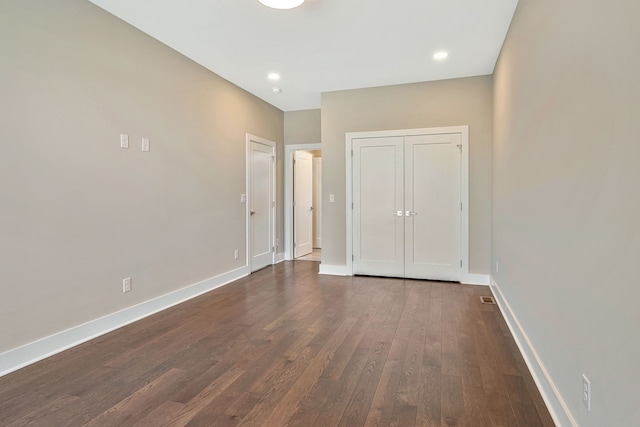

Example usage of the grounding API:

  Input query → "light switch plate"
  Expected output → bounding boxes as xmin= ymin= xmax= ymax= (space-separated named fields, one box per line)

xmin=123 ymin=277 xmax=132 ymax=293
xmin=120 ymin=134 xmax=129 ymax=148
xmin=142 ymin=138 xmax=150 ymax=152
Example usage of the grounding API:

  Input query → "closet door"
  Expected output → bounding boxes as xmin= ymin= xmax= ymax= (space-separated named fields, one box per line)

xmin=353 ymin=137 xmax=404 ymax=278
xmin=404 ymin=134 xmax=461 ymax=281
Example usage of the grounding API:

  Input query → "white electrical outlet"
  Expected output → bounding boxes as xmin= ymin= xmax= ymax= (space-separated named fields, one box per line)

xmin=123 ymin=277 xmax=132 ymax=293
xmin=582 ymin=374 xmax=591 ymax=412
xmin=120 ymin=134 xmax=129 ymax=148
xmin=234 ymin=249 xmax=239 ymax=260
xmin=240 ymin=194 xmax=246 ymax=204
xmin=329 ymin=194 xmax=335 ymax=203
xmin=142 ymin=138 xmax=150 ymax=152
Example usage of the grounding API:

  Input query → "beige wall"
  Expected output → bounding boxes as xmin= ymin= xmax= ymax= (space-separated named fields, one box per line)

xmin=493 ymin=0 xmax=640 ymax=425
xmin=321 ymin=76 xmax=493 ymax=273
xmin=284 ymin=109 xmax=321 ymax=145
xmin=0 ymin=0 xmax=283 ymax=353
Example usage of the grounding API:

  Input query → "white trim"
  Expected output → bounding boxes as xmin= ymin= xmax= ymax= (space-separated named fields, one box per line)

xmin=345 ymin=126 xmax=470 ymax=280
xmin=0 ymin=266 xmax=250 ymax=377
xmin=461 ymin=273 xmax=490 ymax=286
xmin=246 ymin=134 xmax=277 ymax=271
xmin=274 ymin=252 xmax=286 ymax=264
xmin=284 ymin=143 xmax=321 ymax=261
xmin=490 ymin=277 xmax=577 ymax=427
xmin=318 ymin=264 xmax=350 ymax=276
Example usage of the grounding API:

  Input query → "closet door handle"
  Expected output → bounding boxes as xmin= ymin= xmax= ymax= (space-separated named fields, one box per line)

xmin=394 ymin=211 xmax=403 ymax=217
xmin=250 ymin=210 xmax=257 ymax=216
xmin=406 ymin=211 xmax=418 ymax=217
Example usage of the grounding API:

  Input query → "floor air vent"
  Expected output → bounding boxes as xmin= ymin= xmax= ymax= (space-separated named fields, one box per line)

xmin=480 ymin=296 xmax=496 ymax=305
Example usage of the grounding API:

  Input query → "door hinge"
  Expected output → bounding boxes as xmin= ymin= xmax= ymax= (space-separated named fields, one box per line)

xmin=351 ymin=149 xmax=354 ymax=157
xmin=293 ymin=159 xmax=296 ymax=165
xmin=272 ymin=201 xmax=275 ymax=208
xmin=352 ymin=254 xmax=354 ymax=261
xmin=352 ymin=202 xmax=354 ymax=209
xmin=293 ymin=200 xmax=296 ymax=207
xmin=460 ymin=202 xmax=463 ymax=211
xmin=460 ymin=260 xmax=463 ymax=268
xmin=272 ymin=155 xmax=275 ymax=161
xmin=272 ymin=246 xmax=275 ymax=252
xmin=457 ymin=144 xmax=462 ymax=151
xmin=294 ymin=242 xmax=297 ymax=248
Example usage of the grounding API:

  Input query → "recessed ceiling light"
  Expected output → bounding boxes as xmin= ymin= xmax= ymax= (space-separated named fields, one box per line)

xmin=433 ymin=51 xmax=449 ymax=60
xmin=268 ymin=72 xmax=281 ymax=81
xmin=272 ymin=87 xmax=282 ymax=94
xmin=258 ymin=0 xmax=305 ymax=10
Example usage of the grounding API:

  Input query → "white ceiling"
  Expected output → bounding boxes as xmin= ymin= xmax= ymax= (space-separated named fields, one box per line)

xmin=88 ymin=0 xmax=518 ymax=112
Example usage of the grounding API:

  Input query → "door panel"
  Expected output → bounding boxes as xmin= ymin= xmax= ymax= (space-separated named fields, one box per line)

xmin=313 ymin=157 xmax=322 ymax=249
xmin=405 ymin=134 xmax=461 ymax=281
xmin=353 ymin=137 xmax=404 ymax=277
xmin=294 ymin=151 xmax=313 ymax=258
xmin=250 ymin=140 xmax=274 ymax=272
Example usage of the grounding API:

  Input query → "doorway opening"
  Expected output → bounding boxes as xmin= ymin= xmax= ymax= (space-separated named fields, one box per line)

xmin=284 ymin=143 xmax=322 ymax=262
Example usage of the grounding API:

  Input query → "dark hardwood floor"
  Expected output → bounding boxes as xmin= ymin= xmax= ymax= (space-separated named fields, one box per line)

xmin=0 ymin=261 xmax=554 ymax=426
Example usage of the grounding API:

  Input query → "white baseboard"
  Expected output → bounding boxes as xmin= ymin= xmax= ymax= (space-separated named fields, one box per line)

xmin=274 ymin=252 xmax=285 ymax=264
xmin=461 ymin=273 xmax=490 ymax=285
xmin=490 ymin=277 xmax=577 ymax=427
xmin=0 ymin=266 xmax=250 ymax=377
xmin=318 ymin=264 xmax=350 ymax=276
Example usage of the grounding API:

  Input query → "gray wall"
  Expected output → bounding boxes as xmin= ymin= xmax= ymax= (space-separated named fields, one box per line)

xmin=284 ymin=109 xmax=321 ymax=145
xmin=0 ymin=0 xmax=283 ymax=353
xmin=493 ymin=0 xmax=640 ymax=425
xmin=321 ymin=76 xmax=493 ymax=273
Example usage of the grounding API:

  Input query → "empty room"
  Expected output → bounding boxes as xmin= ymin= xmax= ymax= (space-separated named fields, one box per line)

xmin=0 ymin=0 xmax=638 ymax=426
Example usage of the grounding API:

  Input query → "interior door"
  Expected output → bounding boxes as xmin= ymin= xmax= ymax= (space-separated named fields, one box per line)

xmin=249 ymin=139 xmax=274 ymax=272
xmin=294 ymin=151 xmax=313 ymax=258
xmin=353 ymin=137 xmax=404 ymax=277
xmin=352 ymin=133 xmax=461 ymax=281
xmin=313 ymin=157 xmax=322 ymax=249
xmin=404 ymin=134 xmax=461 ymax=281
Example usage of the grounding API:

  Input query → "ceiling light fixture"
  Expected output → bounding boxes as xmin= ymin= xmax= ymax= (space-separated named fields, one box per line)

xmin=258 ymin=0 xmax=305 ymax=10
xmin=433 ymin=51 xmax=449 ymax=60
xmin=268 ymin=72 xmax=281 ymax=81
xmin=272 ymin=87 xmax=282 ymax=94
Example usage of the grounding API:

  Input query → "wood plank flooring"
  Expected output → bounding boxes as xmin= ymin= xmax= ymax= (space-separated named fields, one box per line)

xmin=0 ymin=261 xmax=555 ymax=426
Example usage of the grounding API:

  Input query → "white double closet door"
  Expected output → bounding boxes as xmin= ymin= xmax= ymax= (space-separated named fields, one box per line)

xmin=353 ymin=133 xmax=461 ymax=281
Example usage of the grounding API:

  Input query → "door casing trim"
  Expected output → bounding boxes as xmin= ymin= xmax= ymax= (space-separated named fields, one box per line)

xmin=345 ymin=126 xmax=470 ymax=282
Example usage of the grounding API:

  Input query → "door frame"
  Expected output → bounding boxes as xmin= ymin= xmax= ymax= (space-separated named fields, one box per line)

xmin=246 ymin=134 xmax=276 ymax=272
xmin=284 ymin=143 xmax=321 ymax=260
xmin=346 ymin=126 xmax=470 ymax=282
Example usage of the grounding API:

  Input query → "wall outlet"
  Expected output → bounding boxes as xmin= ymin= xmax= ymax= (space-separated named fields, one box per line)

xmin=234 ymin=249 xmax=239 ymax=260
xmin=582 ymin=374 xmax=591 ymax=412
xmin=329 ymin=194 xmax=335 ymax=203
xmin=240 ymin=194 xmax=246 ymax=204
xmin=123 ymin=277 xmax=132 ymax=293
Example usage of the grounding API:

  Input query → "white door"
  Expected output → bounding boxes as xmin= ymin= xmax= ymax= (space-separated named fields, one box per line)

xmin=249 ymin=139 xmax=275 ymax=272
xmin=313 ymin=157 xmax=322 ymax=249
xmin=404 ymin=134 xmax=461 ymax=281
xmin=353 ymin=137 xmax=405 ymax=278
xmin=353 ymin=134 xmax=461 ymax=281
xmin=294 ymin=151 xmax=313 ymax=258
